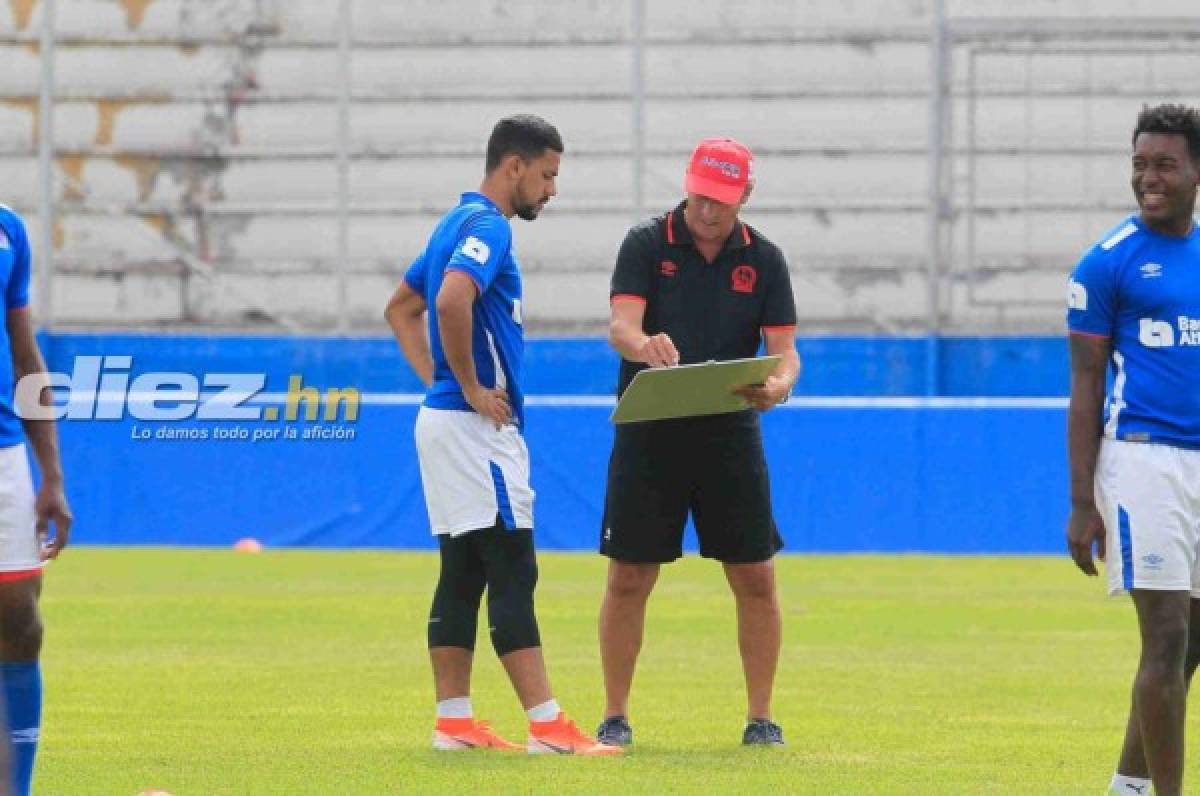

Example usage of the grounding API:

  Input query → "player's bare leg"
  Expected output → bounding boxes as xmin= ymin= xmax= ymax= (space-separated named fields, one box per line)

xmin=1115 ymin=597 xmax=1200 ymax=785
xmin=0 ymin=578 xmax=41 ymax=663
xmin=1117 ymin=590 xmax=1191 ymax=796
xmin=723 ymin=560 xmax=781 ymax=722
xmin=429 ymin=647 xmax=473 ymax=702
xmin=497 ymin=647 xmax=552 ymax=709
xmin=598 ymin=561 xmax=660 ymax=719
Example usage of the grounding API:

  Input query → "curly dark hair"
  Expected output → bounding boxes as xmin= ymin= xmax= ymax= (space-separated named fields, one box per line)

xmin=1133 ymin=103 xmax=1200 ymax=160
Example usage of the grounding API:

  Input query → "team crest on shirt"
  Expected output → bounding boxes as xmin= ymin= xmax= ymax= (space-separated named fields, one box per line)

xmin=460 ymin=236 xmax=490 ymax=265
xmin=731 ymin=264 xmax=756 ymax=293
xmin=1066 ymin=280 xmax=1087 ymax=310
xmin=0 ymin=228 xmax=8 ymax=251
xmin=660 ymin=260 xmax=677 ymax=277
xmin=1140 ymin=262 xmax=1163 ymax=278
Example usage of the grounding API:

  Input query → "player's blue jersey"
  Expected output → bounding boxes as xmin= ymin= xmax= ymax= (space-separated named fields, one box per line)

xmin=404 ymin=192 xmax=527 ymax=428
xmin=1067 ymin=214 xmax=1200 ymax=449
xmin=0 ymin=206 xmax=31 ymax=448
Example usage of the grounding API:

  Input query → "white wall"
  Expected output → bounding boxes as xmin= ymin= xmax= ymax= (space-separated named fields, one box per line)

xmin=0 ymin=0 xmax=1196 ymax=332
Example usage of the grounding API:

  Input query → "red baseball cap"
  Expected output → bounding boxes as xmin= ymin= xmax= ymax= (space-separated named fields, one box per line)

xmin=684 ymin=137 xmax=753 ymax=205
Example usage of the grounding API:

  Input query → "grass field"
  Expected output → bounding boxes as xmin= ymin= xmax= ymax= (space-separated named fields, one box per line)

xmin=30 ymin=547 xmax=1194 ymax=794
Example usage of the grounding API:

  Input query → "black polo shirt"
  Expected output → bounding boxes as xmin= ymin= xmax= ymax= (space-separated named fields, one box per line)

xmin=609 ymin=200 xmax=797 ymax=395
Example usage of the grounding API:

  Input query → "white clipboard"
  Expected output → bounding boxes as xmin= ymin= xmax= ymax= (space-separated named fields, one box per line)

xmin=610 ymin=355 xmax=782 ymax=424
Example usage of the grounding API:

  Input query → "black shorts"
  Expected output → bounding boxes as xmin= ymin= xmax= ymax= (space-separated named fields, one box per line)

xmin=600 ymin=410 xmax=783 ymax=564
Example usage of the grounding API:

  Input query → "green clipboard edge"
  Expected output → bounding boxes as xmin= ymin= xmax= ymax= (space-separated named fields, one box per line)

xmin=610 ymin=355 xmax=782 ymax=424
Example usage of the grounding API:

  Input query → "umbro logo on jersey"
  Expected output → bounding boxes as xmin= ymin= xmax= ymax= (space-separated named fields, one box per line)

xmin=1142 ymin=553 xmax=1164 ymax=570
xmin=1140 ymin=262 xmax=1163 ymax=278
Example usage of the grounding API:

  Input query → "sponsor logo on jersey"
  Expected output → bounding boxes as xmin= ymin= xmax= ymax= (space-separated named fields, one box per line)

xmin=1138 ymin=315 xmax=1200 ymax=347
xmin=1139 ymin=318 xmax=1176 ymax=347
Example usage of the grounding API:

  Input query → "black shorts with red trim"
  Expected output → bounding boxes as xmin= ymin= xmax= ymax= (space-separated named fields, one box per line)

xmin=599 ymin=410 xmax=783 ymax=564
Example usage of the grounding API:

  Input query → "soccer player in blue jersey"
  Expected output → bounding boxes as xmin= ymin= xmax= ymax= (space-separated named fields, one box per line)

xmin=384 ymin=115 xmax=619 ymax=756
xmin=0 ymin=205 xmax=72 ymax=795
xmin=1066 ymin=104 xmax=1200 ymax=796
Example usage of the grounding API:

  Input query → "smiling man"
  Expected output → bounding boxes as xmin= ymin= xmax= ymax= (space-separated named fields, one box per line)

xmin=1066 ymin=104 xmax=1200 ymax=796
xmin=0 ymin=204 xmax=71 ymax=796
xmin=596 ymin=138 xmax=800 ymax=747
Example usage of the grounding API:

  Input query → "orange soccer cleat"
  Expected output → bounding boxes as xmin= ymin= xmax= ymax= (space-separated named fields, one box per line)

xmin=432 ymin=717 xmax=522 ymax=751
xmin=527 ymin=713 xmax=624 ymax=756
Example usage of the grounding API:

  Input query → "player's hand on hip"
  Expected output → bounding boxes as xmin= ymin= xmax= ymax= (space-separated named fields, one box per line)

xmin=734 ymin=374 xmax=790 ymax=412
xmin=465 ymin=384 xmax=512 ymax=429
xmin=639 ymin=333 xmax=679 ymax=368
xmin=1066 ymin=503 xmax=1106 ymax=576
xmin=35 ymin=481 xmax=72 ymax=561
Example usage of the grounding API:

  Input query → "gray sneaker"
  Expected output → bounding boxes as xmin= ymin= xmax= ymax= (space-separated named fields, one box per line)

xmin=742 ymin=718 xmax=784 ymax=746
xmin=596 ymin=715 xmax=633 ymax=747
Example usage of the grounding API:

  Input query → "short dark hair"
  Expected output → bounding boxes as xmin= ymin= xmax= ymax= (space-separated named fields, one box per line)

xmin=1133 ymin=103 xmax=1200 ymax=161
xmin=485 ymin=114 xmax=563 ymax=173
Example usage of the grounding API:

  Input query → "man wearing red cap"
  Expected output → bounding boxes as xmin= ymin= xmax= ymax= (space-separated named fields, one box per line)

xmin=596 ymin=138 xmax=800 ymax=747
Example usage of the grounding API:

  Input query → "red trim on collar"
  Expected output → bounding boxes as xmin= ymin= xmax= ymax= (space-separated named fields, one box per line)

xmin=741 ymin=224 xmax=751 ymax=245
xmin=665 ymin=211 xmax=676 ymax=245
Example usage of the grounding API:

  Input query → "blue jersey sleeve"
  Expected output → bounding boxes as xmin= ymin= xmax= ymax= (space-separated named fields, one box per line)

xmin=1066 ymin=246 xmax=1116 ymax=337
xmin=403 ymin=252 xmax=427 ymax=296
xmin=444 ymin=213 xmax=512 ymax=293
xmin=0 ymin=211 xmax=30 ymax=311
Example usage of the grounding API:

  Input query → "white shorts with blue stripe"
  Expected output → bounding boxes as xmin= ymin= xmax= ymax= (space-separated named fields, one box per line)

xmin=0 ymin=444 xmax=41 ymax=573
xmin=1096 ymin=438 xmax=1200 ymax=597
xmin=414 ymin=407 xmax=534 ymax=537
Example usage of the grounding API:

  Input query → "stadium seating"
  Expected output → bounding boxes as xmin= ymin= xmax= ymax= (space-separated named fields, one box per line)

xmin=0 ymin=0 xmax=1198 ymax=331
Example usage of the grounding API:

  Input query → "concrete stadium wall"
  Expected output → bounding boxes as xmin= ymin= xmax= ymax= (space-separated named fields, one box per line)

xmin=0 ymin=0 xmax=1197 ymax=333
